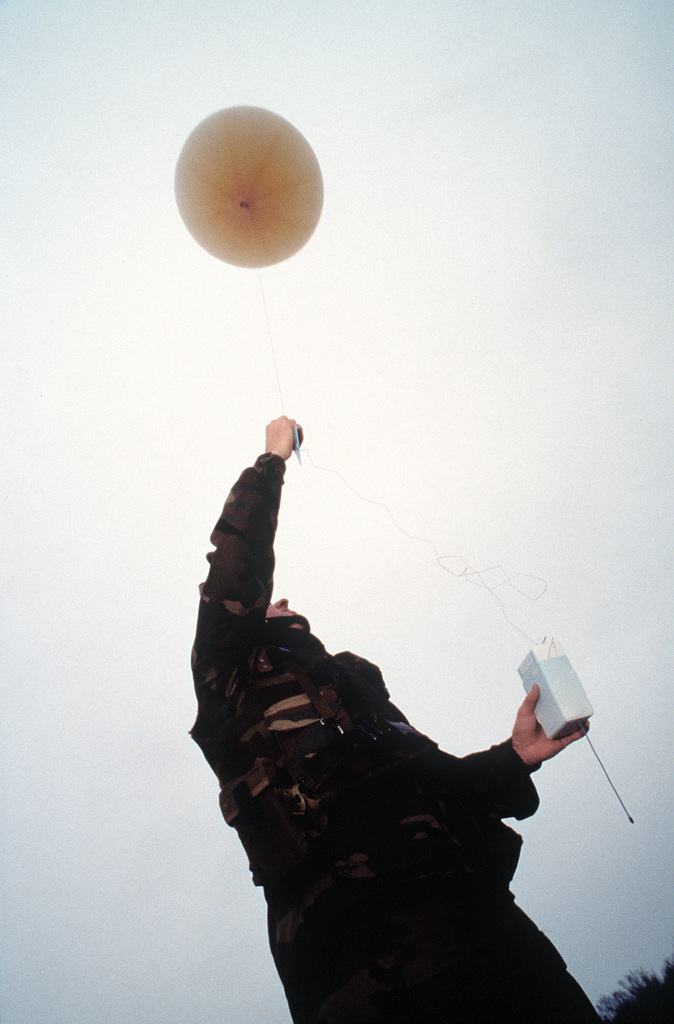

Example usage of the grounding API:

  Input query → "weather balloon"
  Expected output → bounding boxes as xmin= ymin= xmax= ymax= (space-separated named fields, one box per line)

xmin=175 ymin=106 xmax=323 ymax=268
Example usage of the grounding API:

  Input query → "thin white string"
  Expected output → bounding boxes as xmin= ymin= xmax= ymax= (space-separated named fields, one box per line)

xmin=302 ymin=448 xmax=547 ymax=645
xmin=243 ymin=229 xmax=634 ymax=824
xmin=243 ymin=209 xmax=545 ymax=644
xmin=243 ymin=206 xmax=286 ymax=413
xmin=301 ymin=440 xmax=636 ymax=824
xmin=255 ymin=264 xmax=286 ymax=414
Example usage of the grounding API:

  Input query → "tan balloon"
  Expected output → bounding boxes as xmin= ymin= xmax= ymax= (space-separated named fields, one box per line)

xmin=175 ymin=106 xmax=324 ymax=268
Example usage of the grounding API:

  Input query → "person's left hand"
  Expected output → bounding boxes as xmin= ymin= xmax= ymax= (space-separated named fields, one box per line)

xmin=511 ymin=685 xmax=588 ymax=766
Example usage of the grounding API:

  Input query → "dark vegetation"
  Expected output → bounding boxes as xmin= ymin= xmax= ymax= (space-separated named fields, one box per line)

xmin=597 ymin=949 xmax=674 ymax=1023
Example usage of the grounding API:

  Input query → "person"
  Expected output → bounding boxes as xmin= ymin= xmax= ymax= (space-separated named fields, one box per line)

xmin=190 ymin=416 xmax=601 ymax=1024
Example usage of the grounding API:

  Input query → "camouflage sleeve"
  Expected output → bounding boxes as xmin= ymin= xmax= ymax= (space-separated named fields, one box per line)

xmin=425 ymin=739 xmax=540 ymax=821
xmin=459 ymin=739 xmax=540 ymax=820
xmin=191 ymin=453 xmax=286 ymax=717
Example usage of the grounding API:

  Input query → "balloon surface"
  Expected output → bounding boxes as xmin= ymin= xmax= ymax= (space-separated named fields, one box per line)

xmin=175 ymin=106 xmax=323 ymax=268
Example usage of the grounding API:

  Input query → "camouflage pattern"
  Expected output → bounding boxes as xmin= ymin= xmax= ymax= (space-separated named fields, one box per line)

xmin=191 ymin=454 xmax=600 ymax=1023
xmin=271 ymin=873 xmax=601 ymax=1023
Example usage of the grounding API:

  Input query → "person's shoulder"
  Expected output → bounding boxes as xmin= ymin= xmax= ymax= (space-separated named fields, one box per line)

xmin=333 ymin=651 xmax=390 ymax=696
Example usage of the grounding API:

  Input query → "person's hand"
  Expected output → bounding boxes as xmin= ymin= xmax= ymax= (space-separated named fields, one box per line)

xmin=511 ymin=685 xmax=588 ymax=766
xmin=265 ymin=416 xmax=303 ymax=462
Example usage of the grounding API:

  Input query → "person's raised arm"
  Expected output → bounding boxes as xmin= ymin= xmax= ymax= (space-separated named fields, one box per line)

xmin=191 ymin=417 xmax=302 ymax=728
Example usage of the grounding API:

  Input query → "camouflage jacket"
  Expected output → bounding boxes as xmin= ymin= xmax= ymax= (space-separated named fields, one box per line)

xmin=191 ymin=454 xmax=540 ymax=899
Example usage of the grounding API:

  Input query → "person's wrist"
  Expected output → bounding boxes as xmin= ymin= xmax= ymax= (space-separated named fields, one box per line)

xmin=256 ymin=452 xmax=286 ymax=471
xmin=510 ymin=737 xmax=541 ymax=771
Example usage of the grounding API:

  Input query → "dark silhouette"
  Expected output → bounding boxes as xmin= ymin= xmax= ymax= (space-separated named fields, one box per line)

xmin=597 ymin=950 xmax=674 ymax=1022
xmin=190 ymin=416 xmax=602 ymax=1023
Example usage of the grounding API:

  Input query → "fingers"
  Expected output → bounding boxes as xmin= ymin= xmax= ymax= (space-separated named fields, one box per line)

xmin=265 ymin=416 xmax=304 ymax=461
xmin=517 ymin=685 xmax=540 ymax=719
xmin=266 ymin=416 xmax=303 ymax=437
xmin=267 ymin=415 xmax=298 ymax=425
xmin=554 ymin=719 xmax=589 ymax=750
xmin=523 ymin=684 xmax=540 ymax=707
xmin=563 ymin=719 xmax=589 ymax=744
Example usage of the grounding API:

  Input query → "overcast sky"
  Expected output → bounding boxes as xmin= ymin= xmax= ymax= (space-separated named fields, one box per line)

xmin=2 ymin=2 xmax=673 ymax=1021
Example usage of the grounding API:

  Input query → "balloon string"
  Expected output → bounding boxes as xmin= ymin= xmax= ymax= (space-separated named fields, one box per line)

xmin=240 ymin=210 xmax=544 ymax=643
xmin=302 ymin=447 xmax=547 ymax=645
xmin=256 ymin=266 xmax=286 ymax=414
xmin=243 ymin=210 xmax=287 ymax=413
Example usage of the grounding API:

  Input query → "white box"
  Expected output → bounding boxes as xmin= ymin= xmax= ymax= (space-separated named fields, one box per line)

xmin=518 ymin=639 xmax=594 ymax=739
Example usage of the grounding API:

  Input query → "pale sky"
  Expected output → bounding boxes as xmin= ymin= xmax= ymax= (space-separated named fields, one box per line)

xmin=2 ymin=2 xmax=673 ymax=1022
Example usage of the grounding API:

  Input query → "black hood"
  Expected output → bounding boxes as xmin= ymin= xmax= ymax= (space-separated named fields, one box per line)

xmin=263 ymin=614 xmax=324 ymax=655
